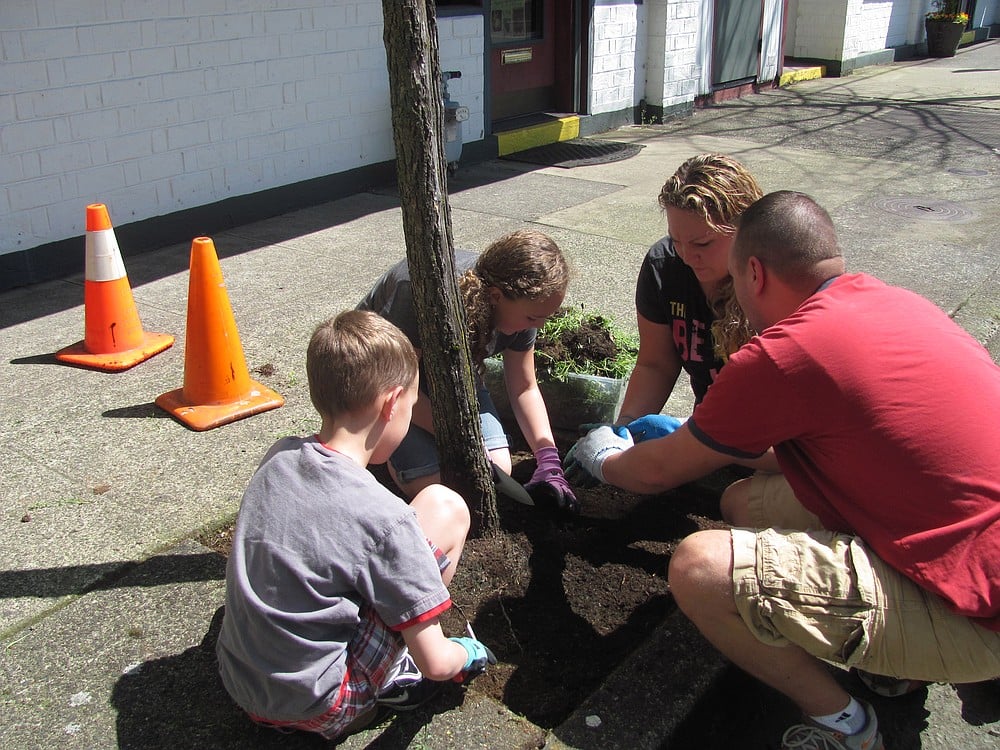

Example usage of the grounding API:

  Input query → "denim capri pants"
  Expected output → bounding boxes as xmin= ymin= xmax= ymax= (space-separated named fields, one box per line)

xmin=389 ymin=382 xmax=509 ymax=484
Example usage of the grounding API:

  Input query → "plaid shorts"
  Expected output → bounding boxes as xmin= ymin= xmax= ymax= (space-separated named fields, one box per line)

xmin=249 ymin=543 xmax=450 ymax=740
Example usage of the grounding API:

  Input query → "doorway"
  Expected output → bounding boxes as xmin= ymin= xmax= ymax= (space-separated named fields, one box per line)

xmin=712 ymin=0 xmax=763 ymax=89
xmin=488 ymin=0 xmax=585 ymax=128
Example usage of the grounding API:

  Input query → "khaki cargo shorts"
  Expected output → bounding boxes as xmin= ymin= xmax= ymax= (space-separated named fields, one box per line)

xmin=731 ymin=472 xmax=1000 ymax=683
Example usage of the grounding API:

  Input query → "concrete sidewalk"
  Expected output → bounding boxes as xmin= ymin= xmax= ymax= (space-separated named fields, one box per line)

xmin=2 ymin=40 xmax=999 ymax=749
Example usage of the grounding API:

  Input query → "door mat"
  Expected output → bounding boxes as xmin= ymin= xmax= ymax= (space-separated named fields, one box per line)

xmin=502 ymin=139 xmax=644 ymax=168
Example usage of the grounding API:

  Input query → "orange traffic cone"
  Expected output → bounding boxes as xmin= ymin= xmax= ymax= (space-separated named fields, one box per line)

xmin=155 ymin=237 xmax=283 ymax=431
xmin=56 ymin=203 xmax=174 ymax=371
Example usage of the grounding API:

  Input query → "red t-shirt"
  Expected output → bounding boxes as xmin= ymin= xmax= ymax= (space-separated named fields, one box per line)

xmin=689 ymin=273 xmax=1000 ymax=630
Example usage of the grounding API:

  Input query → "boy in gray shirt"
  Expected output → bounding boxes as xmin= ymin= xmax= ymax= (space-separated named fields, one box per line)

xmin=217 ymin=310 xmax=493 ymax=741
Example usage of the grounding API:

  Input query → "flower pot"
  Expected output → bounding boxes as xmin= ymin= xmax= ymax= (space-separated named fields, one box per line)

xmin=925 ymin=18 xmax=964 ymax=58
xmin=484 ymin=358 xmax=627 ymax=433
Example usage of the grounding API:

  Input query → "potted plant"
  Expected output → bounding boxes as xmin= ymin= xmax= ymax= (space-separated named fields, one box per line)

xmin=485 ymin=306 xmax=638 ymax=432
xmin=925 ymin=0 xmax=969 ymax=58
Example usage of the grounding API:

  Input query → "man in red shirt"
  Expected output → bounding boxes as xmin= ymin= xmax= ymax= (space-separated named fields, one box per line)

xmin=566 ymin=191 xmax=999 ymax=750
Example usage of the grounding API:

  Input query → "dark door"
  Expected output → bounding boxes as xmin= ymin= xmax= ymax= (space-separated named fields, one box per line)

xmin=712 ymin=0 xmax=763 ymax=88
xmin=489 ymin=1 xmax=556 ymax=121
xmin=486 ymin=0 xmax=586 ymax=122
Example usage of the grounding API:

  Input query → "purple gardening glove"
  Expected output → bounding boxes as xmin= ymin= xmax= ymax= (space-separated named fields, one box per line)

xmin=523 ymin=445 xmax=580 ymax=514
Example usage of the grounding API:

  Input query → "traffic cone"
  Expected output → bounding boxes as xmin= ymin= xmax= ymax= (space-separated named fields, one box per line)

xmin=155 ymin=237 xmax=283 ymax=431
xmin=56 ymin=203 xmax=174 ymax=371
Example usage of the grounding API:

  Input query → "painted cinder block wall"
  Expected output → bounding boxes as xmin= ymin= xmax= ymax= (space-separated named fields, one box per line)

xmin=589 ymin=0 xmax=647 ymax=115
xmin=644 ymin=0 xmax=702 ymax=114
xmin=0 ymin=0 xmax=484 ymax=279
xmin=7 ymin=1 xmax=970 ymax=287
xmin=785 ymin=1 xmax=999 ymax=72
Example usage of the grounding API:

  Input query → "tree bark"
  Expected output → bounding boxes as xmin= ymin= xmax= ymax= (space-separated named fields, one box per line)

xmin=381 ymin=0 xmax=498 ymax=535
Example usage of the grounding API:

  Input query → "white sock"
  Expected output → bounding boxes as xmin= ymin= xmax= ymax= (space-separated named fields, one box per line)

xmin=810 ymin=696 xmax=867 ymax=734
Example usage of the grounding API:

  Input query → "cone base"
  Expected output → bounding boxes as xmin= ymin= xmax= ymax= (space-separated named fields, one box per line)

xmin=56 ymin=331 xmax=174 ymax=372
xmin=155 ymin=380 xmax=284 ymax=431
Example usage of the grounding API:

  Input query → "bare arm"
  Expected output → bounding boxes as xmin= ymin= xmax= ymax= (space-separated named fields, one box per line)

xmin=503 ymin=347 xmax=556 ymax=451
xmin=401 ymin=618 xmax=468 ymax=682
xmin=618 ymin=315 xmax=781 ymax=473
xmin=601 ymin=425 xmax=733 ymax=495
xmin=407 ymin=348 xmax=435 ymax=433
xmin=616 ymin=313 xmax=683 ymax=425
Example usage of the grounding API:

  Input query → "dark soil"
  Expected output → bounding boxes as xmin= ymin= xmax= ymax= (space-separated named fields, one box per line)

xmin=432 ymin=448 xmax=736 ymax=727
xmin=200 ymin=446 xmax=740 ymax=730
xmin=533 ymin=314 xmax=620 ymax=374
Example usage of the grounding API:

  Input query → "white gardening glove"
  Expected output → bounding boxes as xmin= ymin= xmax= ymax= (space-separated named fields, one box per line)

xmin=563 ymin=426 xmax=634 ymax=486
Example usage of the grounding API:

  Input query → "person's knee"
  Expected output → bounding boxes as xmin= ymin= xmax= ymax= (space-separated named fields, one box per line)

xmin=440 ymin=486 xmax=472 ymax=537
xmin=668 ymin=530 xmax=731 ymax=612
xmin=720 ymin=477 xmax=753 ymax=526
xmin=416 ymin=484 xmax=471 ymax=538
xmin=488 ymin=447 xmax=512 ymax=475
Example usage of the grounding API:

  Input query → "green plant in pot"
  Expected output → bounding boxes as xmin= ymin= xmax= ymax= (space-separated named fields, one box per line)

xmin=485 ymin=306 xmax=638 ymax=432
xmin=925 ymin=0 xmax=969 ymax=58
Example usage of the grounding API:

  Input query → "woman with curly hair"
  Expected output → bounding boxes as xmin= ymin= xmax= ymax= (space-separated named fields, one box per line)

xmin=612 ymin=154 xmax=763 ymax=441
xmin=358 ymin=229 xmax=577 ymax=512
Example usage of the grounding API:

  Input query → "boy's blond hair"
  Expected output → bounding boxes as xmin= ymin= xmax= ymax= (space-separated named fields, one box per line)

xmin=307 ymin=310 xmax=418 ymax=419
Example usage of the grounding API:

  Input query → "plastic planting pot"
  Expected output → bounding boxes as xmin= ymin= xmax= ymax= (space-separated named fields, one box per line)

xmin=483 ymin=358 xmax=627 ymax=433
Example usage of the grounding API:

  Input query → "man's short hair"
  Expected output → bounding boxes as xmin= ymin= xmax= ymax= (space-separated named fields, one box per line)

xmin=733 ymin=191 xmax=842 ymax=285
xmin=307 ymin=310 xmax=418 ymax=419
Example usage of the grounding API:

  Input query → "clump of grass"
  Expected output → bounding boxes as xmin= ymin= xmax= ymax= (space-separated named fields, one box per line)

xmin=533 ymin=306 xmax=638 ymax=381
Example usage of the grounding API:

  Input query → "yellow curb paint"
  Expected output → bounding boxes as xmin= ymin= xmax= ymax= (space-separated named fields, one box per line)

xmin=496 ymin=116 xmax=581 ymax=156
xmin=779 ymin=66 xmax=825 ymax=88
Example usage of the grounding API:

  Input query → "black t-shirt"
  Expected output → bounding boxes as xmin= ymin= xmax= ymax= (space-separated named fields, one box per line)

xmin=634 ymin=236 xmax=723 ymax=403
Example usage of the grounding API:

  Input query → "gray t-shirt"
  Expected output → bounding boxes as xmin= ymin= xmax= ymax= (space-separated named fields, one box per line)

xmin=357 ymin=249 xmax=536 ymax=357
xmin=216 ymin=436 xmax=451 ymax=721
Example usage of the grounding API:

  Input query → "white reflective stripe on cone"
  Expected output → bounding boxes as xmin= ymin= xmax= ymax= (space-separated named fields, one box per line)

xmin=86 ymin=227 xmax=127 ymax=282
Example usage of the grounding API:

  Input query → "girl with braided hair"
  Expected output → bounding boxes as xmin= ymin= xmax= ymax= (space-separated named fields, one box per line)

xmin=358 ymin=229 xmax=578 ymax=512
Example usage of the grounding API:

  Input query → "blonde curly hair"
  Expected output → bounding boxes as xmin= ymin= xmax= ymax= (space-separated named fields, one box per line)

xmin=658 ymin=154 xmax=763 ymax=360
xmin=458 ymin=229 xmax=569 ymax=370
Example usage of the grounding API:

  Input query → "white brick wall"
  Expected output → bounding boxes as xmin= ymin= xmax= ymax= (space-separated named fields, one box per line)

xmin=437 ymin=14 xmax=486 ymax=143
xmin=845 ymin=0 xmax=906 ymax=56
xmin=643 ymin=0 xmax=703 ymax=108
xmin=0 ymin=1 xmax=484 ymax=257
xmin=590 ymin=1 xmax=646 ymax=115
xmin=645 ymin=1 xmax=668 ymax=103
xmin=787 ymin=0 xmax=934 ymax=60
xmin=787 ymin=0 xmax=850 ymax=59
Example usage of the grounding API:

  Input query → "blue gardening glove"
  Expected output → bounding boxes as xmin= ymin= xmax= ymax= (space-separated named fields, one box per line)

xmin=626 ymin=414 xmax=683 ymax=443
xmin=563 ymin=425 xmax=634 ymax=486
xmin=449 ymin=636 xmax=497 ymax=683
xmin=523 ymin=446 xmax=579 ymax=514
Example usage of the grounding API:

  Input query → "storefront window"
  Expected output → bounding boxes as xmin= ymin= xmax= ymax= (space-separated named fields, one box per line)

xmin=489 ymin=1 xmax=543 ymax=44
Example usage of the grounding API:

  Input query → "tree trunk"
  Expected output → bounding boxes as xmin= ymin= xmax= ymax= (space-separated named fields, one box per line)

xmin=381 ymin=0 xmax=499 ymax=536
